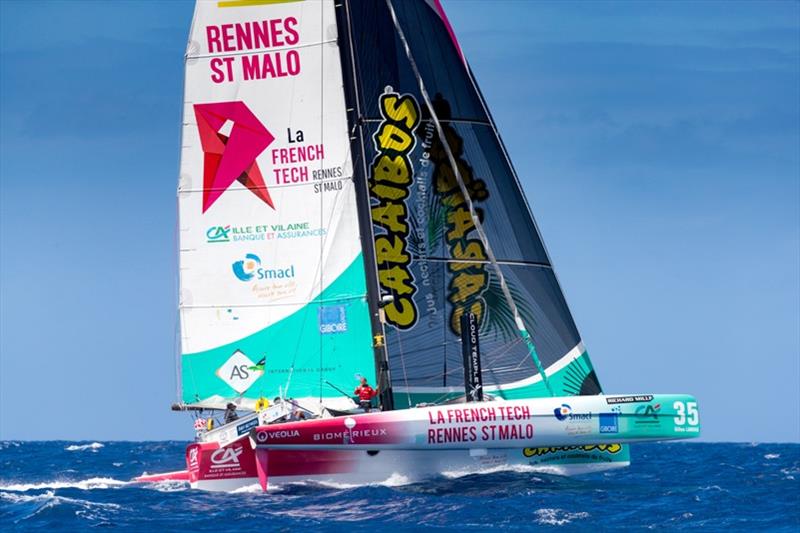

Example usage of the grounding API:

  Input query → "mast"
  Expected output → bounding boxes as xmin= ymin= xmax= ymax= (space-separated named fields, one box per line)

xmin=335 ymin=0 xmax=395 ymax=410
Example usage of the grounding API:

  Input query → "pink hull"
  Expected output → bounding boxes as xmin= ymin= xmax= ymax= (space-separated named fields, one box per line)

xmin=134 ymin=435 xmax=628 ymax=492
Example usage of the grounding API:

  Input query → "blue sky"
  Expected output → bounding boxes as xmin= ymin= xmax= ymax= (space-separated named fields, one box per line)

xmin=1 ymin=0 xmax=797 ymax=442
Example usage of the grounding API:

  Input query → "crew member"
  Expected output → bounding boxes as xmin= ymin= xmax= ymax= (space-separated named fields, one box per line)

xmin=354 ymin=377 xmax=379 ymax=412
xmin=224 ymin=402 xmax=239 ymax=424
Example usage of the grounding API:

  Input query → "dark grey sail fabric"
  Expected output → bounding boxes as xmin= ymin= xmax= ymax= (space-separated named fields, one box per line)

xmin=340 ymin=0 xmax=599 ymax=402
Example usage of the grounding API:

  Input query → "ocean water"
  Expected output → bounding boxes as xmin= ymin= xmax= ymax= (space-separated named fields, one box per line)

xmin=0 ymin=441 xmax=797 ymax=531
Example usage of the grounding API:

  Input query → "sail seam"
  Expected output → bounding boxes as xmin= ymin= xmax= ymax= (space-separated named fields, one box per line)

xmin=360 ymin=117 xmax=492 ymax=126
xmin=409 ymin=256 xmax=553 ymax=268
xmin=187 ymin=39 xmax=337 ymax=61
xmin=179 ymin=176 xmax=352 ymax=194
xmin=179 ymin=296 xmax=366 ymax=310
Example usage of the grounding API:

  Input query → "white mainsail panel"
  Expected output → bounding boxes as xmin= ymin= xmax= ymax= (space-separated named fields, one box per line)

xmin=177 ymin=0 xmax=374 ymax=404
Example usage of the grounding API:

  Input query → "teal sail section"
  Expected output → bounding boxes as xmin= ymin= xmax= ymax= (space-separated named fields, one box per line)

xmin=181 ymin=255 xmax=375 ymax=404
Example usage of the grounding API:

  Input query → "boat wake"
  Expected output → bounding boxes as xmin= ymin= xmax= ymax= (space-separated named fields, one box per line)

xmin=0 ymin=477 xmax=128 ymax=492
xmin=64 ymin=442 xmax=105 ymax=452
xmin=144 ymin=480 xmax=189 ymax=493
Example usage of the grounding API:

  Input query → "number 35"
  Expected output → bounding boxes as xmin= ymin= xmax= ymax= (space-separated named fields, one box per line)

xmin=673 ymin=401 xmax=699 ymax=426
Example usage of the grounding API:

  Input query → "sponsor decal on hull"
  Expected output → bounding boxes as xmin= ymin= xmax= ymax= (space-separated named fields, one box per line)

xmin=606 ymin=395 xmax=654 ymax=405
xmin=634 ymin=403 xmax=662 ymax=426
xmin=553 ymin=403 xmax=594 ymax=437
xmin=187 ymin=440 xmax=258 ymax=483
xmin=522 ymin=443 xmax=624 ymax=465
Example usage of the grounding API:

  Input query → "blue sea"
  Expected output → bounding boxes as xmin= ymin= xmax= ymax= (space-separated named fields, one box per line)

xmin=0 ymin=441 xmax=797 ymax=531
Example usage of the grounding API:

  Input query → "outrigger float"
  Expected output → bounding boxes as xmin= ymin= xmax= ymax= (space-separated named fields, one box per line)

xmin=136 ymin=0 xmax=700 ymax=492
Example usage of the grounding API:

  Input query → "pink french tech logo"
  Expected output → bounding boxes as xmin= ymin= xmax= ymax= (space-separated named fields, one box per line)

xmin=193 ymin=101 xmax=276 ymax=213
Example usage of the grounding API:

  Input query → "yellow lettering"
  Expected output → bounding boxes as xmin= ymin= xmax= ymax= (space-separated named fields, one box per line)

xmin=450 ymin=272 xmax=488 ymax=304
xmin=451 ymin=300 xmax=485 ymax=334
xmin=381 ymin=94 xmax=419 ymax=130
xmin=371 ymin=203 xmax=407 ymax=233
xmin=374 ymin=154 xmax=411 ymax=185
xmin=375 ymin=235 xmax=409 ymax=266
xmin=377 ymin=123 xmax=413 ymax=153
xmin=371 ymin=183 xmax=406 ymax=201
xmin=449 ymin=241 xmax=487 ymax=271
xmin=379 ymin=266 xmax=415 ymax=295
xmin=446 ymin=207 xmax=475 ymax=241
xmin=522 ymin=444 xmax=623 ymax=458
xmin=384 ymin=297 xmax=416 ymax=328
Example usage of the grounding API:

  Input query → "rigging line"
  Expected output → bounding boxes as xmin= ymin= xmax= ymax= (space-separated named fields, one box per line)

xmin=318 ymin=1 xmax=325 ymax=406
xmin=462 ymin=62 xmax=587 ymax=369
xmin=479 ymin=335 xmax=525 ymax=377
xmin=360 ymin=117 xmax=491 ymax=126
xmin=433 ymin=336 xmax=524 ymax=383
xmin=429 ymin=391 xmax=456 ymax=406
xmin=391 ymin=318 xmax=413 ymax=407
xmin=179 ymin=294 xmax=364 ymax=310
xmin=187 ymin=39 xmax=337 ymax=61
xmin=272 ymin=4 xmax=350 ymax=405
xmin=179 ymin=175 xmax=350 ymax=193
xmin=401 ymin=336 xmax=524 ymax=390
xmin=384 ymin=0 xmax=555 ymax=397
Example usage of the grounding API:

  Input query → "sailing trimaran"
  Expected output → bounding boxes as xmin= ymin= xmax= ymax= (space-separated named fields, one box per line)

xmin=137 ymin=0 xmax=700 ymax=491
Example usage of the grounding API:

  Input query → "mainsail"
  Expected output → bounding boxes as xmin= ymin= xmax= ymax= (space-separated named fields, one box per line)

xmin=177 ymin=0 xmax=378 ymax=407
xmin=341 ymin=0 xmax=604 ymax=407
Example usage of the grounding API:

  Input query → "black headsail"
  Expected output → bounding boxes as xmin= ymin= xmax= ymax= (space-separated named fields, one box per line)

xmin=339 ymin=0 xmax=604 ymax=408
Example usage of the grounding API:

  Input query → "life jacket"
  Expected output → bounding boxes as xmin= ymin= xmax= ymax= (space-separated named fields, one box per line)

xmin=355 ymin=385 xmax=377 ymax=402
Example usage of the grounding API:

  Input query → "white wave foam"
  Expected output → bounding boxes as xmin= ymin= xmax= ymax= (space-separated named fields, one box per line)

xmin=382 ymin=472 xmax=412 ymax=487
xmin=310 ymin=479 xmax=361 ymax=490
xmin=764 ymin=453 xmax=780 ymax=460
xmin=441 ymin=462 xmax=561 ymax=479
xmin=0 ymin=489 xmax=123 ymax=522
xmin=0 ymin=477 xmax=127 ymax=492
xmin=231 ymin=483 xmax=264 ymax=494
xmin=535 ymin=508 xmax=590 ymax=526
xmin=0 ymin=490 xmax=58 ymax=504
xmin=147 ymin=480 xmax=189 ymax=493
xmin=65 ymin=442 xmax=104 ymax=452
xmin=306 ymin=472 xmax=413 ymax=490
